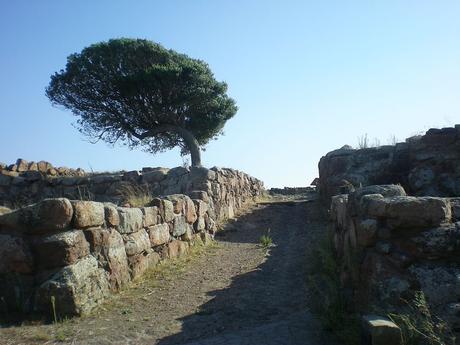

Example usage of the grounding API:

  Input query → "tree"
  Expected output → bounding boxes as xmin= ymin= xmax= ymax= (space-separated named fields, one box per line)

xmin=46 ymin=38 xmax=238 ymax=167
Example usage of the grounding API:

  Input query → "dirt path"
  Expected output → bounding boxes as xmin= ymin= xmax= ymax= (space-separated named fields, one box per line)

xmin=0 ymin=198 xmax=338 ymax=345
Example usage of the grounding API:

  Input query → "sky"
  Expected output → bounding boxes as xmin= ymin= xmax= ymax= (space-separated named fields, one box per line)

xmin=1 ymin=1 xmax=459 ymax=188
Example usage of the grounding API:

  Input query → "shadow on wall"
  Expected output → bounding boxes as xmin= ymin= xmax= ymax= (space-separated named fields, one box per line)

xmin=157 ymin=201 xmax=336 ymax=345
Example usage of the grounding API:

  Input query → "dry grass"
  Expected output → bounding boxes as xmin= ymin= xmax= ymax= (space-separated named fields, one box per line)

xmin=119 ymin=183 xmax=153 ymax=207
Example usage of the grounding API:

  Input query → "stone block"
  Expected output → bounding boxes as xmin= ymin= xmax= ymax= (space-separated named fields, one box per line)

xmin=104 ymin=203 xmax=120 ymax=227
xmin=362 ymin=315 xmax=402 ymax=345
xmin=357 ymin=219 xmax=378 ymax=247
xmin=123 ymin=229 xmax=150 ymax=256
xmin=194 ymin=216 xmax=206 ymax=231
xmin=193 ymin=199 xmax=208 ymax=217
xmin=71 ymin=201 xmax=105 ymax=228
xmin=164 ymin=240 xmax=189 ymax=259
xmin=35 ymin=256 xmax=110 ymax=316
xmin=0 ymin=198 xmax=73 ymax=234
xmin=142 ymin=206 xmax=158 ymax=227
xmin=33 ymin=230 xmax=90 ymax=269
xmin=0 ymin=234 xmax=33 ymax=274
xmin=142 ymin=168 xmax=169 ymax=183
xmin=172 ymin=215 xmax=188 ymax=237
xmin=147 ymin=223 xmax=170 ymax=246
xmin=84 ymin=228 xmax=130 ymax=291
xmin=150 ymin=198 xmax=175 ymax=223
xmin=117 ymin=207 xmax=143 ymax=234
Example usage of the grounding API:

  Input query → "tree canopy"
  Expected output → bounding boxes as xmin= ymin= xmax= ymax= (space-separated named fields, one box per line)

xmin=46 ymin=38 xmax=238 ymax=167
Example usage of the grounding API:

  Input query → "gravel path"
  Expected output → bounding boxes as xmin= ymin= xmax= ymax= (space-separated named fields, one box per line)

xmin=0 ymin=198 xmax=339 ymax=345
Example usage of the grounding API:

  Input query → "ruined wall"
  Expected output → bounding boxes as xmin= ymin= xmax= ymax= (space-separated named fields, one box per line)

xmin=0 ymin=168 xmax=264 ymax=318
xmin=0 ymin=165 xmax=264 ymax=224
xmin=318 ymin=125 xmax=460 ymax=201
xmin=331 ymin=184 xmax=460 ymax=336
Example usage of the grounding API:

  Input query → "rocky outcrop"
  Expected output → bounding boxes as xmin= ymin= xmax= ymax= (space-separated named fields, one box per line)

xmin=331 ymin=184 xmax=460 ymax=338
xmin=318 ymin=125 xmax=460 ymax=201
xmin=0 ymin=168 xmax=264 ymax=318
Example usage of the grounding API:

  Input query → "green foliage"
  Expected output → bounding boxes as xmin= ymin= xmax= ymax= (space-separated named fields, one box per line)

xmin=46 ymin=38 xmax=237 ymax=162
xmin=259 ymin=228 xmax=273 ymax=250
xmin=307 ymin=231 xmax=360 ymax=345
xmin=388 ymin=291 xmax=455 ymax=345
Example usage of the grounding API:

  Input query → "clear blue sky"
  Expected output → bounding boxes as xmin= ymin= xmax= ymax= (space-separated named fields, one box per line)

xmin=1 ymin=1 xmax=459 ymax=187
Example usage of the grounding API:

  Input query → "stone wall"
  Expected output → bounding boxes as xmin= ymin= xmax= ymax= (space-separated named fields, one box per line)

xmin=318 ymin=125 xmax=460 ymax=201
xmin=268 ymin=186 xmax=315 ymax=195
xmin=0 ymin=166 xmax=264 ymax=224
xmin=330 ymin=184 xmax=460 ymax=337
xmin=0 ymin=168 xmax=264 ymax=318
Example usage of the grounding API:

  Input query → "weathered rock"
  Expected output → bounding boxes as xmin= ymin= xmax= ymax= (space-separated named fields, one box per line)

xmin=35 ymin=256 xmax=110 ymax=316
xmin=16 ymin=159 xmax=29 ymax=172
xmin=71 ymin=201 xmax=105 ymax=228
xmin=127 ymin=252 xmax=150 ymax=279
xmin=28 ymin=162 xmax=38 ymax=171
xmin=194 ymin=216 xmax=206 ymax=232
xmin=142 ymin=168 xmax=169 ymax=183
xmin=181 ymin=225 xmax=194 ymax=242
xmin=150 ymin=199 xmax=175 ymax=223
xmin=164 ymin=240 xmax=189 ymax=259
xmin=32 ymin=230 xmax=89 ymax=269
xmin=104 ymin=203 xmax=119 ymax=227
xmin=193 ymin=199 xmax=208 ymax=217
xmin=117 ymin=207 xmax=143 ymax=234
xmin=367 ymin=196 xmax=451 ymax=229
xmin=0 ymin=234 xmax=33 ymax=273
xmin=37 ymin=161 xmax=51 ymax=173
xmin=172 ymin=215 xmax=188 ymax=237
xmin=357 ymin=219 xmax=378 ymax=247
xmin=188 ymin=190 xmax=210 ymax=203
xmin=147 ymin=223 xmax=170 ymax=246
xmin=362 ymin=315 xmax=402 ymax=345
xmin=123 ymin=229 xmax=150 ymax=256
xmin=122 ymin=170 xmax=140 ymax=183
xmin=23 ymin=170 xmax=43 ymax=182
xmin=167 ymin=167 xmax=189 ymax=178
xmin=142 ymin=206 xmax=158 ymax=227
xmin=0 ymin=198 xmax=73 ymax=234
xmin=84 ymin=228 xmax=130 ymax=290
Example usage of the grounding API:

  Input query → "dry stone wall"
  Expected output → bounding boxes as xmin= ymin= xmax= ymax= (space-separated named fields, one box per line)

xmin=0 ymin=167 xmax=264 ymax=318
xmin=0 ymin=166 xmax=263 ymax=224
xmin=330 ymin=184 xmax=460 ymax=337
xmin=318 ymin=125 xmax=460 ymax=201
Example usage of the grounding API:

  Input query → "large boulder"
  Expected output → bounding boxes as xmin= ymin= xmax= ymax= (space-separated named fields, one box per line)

xmin=0 ymin=198 xmax=73 ymax=234
xmin=34 ymin=256 xmax=110 ymax=316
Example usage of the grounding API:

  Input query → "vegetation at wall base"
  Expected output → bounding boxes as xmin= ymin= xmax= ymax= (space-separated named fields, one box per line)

xmin=306 ymin=229 xmax=361 ymax=345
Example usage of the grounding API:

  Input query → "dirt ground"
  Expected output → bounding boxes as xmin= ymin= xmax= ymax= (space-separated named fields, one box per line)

xmin=0 ymin=196 xmax=339 ymax=345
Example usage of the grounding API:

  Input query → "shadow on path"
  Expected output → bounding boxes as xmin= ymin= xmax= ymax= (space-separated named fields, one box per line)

xmin=158 ymin=200 xmax=338 ymax=345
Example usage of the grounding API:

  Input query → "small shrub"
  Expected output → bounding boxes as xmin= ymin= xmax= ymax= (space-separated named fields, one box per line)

xmin=307 ymin=231 xmax=360 ymax=344
xmin=259 ymin=229 xmax=273 ymax=250
xmin=388 ymin=291 xmax=455 ymax=345
xmin=119 ymin=183 xmax=152 ymax=207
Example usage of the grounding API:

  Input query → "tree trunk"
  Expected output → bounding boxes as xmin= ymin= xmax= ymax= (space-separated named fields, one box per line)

xmin=137 ymin=125 xmax=202 ymax=167
xmin=173 ymin=127 xmax=202 ymax=167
